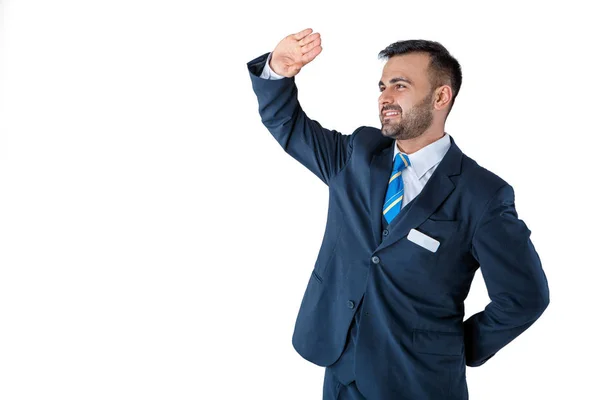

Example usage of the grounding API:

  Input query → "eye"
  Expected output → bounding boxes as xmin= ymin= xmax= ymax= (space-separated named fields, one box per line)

xmin=379 ymin=84 xmax=406 ymax=92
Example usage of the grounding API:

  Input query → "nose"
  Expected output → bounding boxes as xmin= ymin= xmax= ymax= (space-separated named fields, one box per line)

xmin=379 ymin=89 xmax=393 ymax=110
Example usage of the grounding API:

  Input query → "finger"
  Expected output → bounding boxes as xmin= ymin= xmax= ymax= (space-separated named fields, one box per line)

xmin=299 ymin=32 xmax=320 ymax=47
xmin=302 ymin=45 xmax=322 ymax=64
xmin=294 ymin=28 xmax=313 ymax=40
xmin=301 ymin=36 xmax=321 ymax=54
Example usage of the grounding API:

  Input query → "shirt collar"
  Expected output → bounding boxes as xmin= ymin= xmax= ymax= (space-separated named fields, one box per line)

xmin=393 ymin=132 xmax=451 ymax=180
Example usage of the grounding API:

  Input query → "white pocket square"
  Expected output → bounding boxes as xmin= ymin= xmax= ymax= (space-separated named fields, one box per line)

xmin=407 ymin=228 xmax=440 ymax=253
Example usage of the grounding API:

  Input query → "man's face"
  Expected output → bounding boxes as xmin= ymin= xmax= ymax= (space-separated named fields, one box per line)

xmin=378 ymin=53 xmax=435 ymax=140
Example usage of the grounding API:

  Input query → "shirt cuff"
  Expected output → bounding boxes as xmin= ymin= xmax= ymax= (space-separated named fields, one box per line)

xmin=259 ymin=52 xmax=285 ymax=80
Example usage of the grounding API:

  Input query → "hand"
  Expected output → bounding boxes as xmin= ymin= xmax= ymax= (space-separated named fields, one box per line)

xmin=269 ymin=28 xmax=322 ymax=78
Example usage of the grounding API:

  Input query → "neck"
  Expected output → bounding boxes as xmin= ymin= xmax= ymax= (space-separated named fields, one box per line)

xmin=396 ymin=127 xmax=445 ymax=154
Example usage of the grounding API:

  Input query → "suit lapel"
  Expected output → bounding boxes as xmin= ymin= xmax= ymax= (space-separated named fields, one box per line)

xmin=370 ymin=135 xmax=463 ymax=253
xmin=369 ymin=144 xmax=394 ymax=244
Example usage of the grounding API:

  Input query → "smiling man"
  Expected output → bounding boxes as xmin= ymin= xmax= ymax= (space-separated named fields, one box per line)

xmin=378 ymin=48 xmax=458 ymax=150
xmin=247 ymin=28 xmax=550 ymax=400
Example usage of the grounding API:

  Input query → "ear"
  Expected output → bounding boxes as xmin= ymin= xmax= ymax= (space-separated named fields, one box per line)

xmin=434 ymin=85 xmax=453 ymax=111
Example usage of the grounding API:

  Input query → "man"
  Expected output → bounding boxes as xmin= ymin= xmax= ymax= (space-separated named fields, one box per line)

xmin=247 ymin=28 xmax=550 ymax=400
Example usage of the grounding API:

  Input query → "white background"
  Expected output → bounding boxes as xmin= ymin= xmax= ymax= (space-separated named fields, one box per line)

xmin=1 ymin=0 xmax=598 ymax=399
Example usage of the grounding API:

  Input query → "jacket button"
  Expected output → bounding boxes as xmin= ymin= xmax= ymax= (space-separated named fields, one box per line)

xmin=382 ymin=229 xmax=389 ymax=236
xmin=371 ymin=256 xmax=380 ymax=264
xmin=347 ymin=300 xmax=355 ymax=309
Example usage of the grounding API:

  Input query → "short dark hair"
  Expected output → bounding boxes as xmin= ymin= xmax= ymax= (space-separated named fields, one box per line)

xmin=378 ymin=40 xmax=462 ymax=115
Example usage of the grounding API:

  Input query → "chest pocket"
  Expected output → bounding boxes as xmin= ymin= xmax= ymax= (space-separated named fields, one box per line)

xmin=407 ymin=218 xmax=460 ymax=263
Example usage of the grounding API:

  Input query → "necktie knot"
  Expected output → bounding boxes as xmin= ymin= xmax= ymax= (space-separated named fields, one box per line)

xmin=394 ymin=153 xmax=411 ymax=172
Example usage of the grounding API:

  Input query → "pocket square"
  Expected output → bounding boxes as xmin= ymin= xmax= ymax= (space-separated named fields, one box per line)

xmin=407 ymin=229 xmax=440 ymax=253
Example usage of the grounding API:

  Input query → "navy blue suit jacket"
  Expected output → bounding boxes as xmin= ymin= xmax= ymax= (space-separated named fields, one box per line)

xmin=248 ymin=52 xmax=550 ymax=399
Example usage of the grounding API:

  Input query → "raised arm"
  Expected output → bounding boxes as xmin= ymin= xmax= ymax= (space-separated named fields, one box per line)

xmin=247 ymin=28 xmax=360 ymax=186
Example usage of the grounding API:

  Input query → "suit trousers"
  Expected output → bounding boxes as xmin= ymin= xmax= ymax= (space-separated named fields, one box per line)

xmin=323 ymin=367 xmax=366 ymax=400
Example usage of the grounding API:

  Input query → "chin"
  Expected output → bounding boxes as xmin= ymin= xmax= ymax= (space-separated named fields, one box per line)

xmin=381 ymin=124 xmax=398 ymax=138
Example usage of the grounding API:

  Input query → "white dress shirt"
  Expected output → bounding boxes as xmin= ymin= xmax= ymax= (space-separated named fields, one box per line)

xmin=260 ymin=52 xmax=452 ymax=210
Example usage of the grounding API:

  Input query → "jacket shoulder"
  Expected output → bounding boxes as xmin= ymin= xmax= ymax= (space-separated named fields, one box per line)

xmin=352 ymin=125 xmax=394 ymax=153
xmin=461 ymin=153 xmax=511 ymax=199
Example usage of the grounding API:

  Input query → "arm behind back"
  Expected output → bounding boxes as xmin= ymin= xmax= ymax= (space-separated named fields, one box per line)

xmin=465 ymin=184 xmax=550 ymax=366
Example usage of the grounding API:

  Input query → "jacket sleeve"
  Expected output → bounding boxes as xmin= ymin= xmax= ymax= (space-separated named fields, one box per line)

xmin=247 ymin=52 xmax=359 ymax=186
xmin=464 ymin=184 xmax=550 ymax=367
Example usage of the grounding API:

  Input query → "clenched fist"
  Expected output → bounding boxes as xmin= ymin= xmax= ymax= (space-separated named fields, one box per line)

xmin=269 ymin=28 xmax=322 ymax=78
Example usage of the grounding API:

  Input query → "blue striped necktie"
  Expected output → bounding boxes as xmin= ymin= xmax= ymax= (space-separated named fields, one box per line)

xmin=383 ymin=152 xmax=411 ymax=224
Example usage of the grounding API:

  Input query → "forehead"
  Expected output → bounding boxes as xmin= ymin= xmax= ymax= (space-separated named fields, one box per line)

xmin=380 ymin=52 xmax=431 ymax=86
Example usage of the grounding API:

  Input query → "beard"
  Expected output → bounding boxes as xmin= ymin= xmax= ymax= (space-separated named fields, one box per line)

xmin=380 ymin=90 xmax=434 ymax=140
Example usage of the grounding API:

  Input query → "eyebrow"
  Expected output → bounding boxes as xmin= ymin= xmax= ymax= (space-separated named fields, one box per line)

xmin=378 ymin=77 xmax=414 ymax=87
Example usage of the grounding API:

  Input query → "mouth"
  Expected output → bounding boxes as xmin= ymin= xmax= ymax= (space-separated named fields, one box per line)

xmin=382 ymin=110 xmax=401 ymax=121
